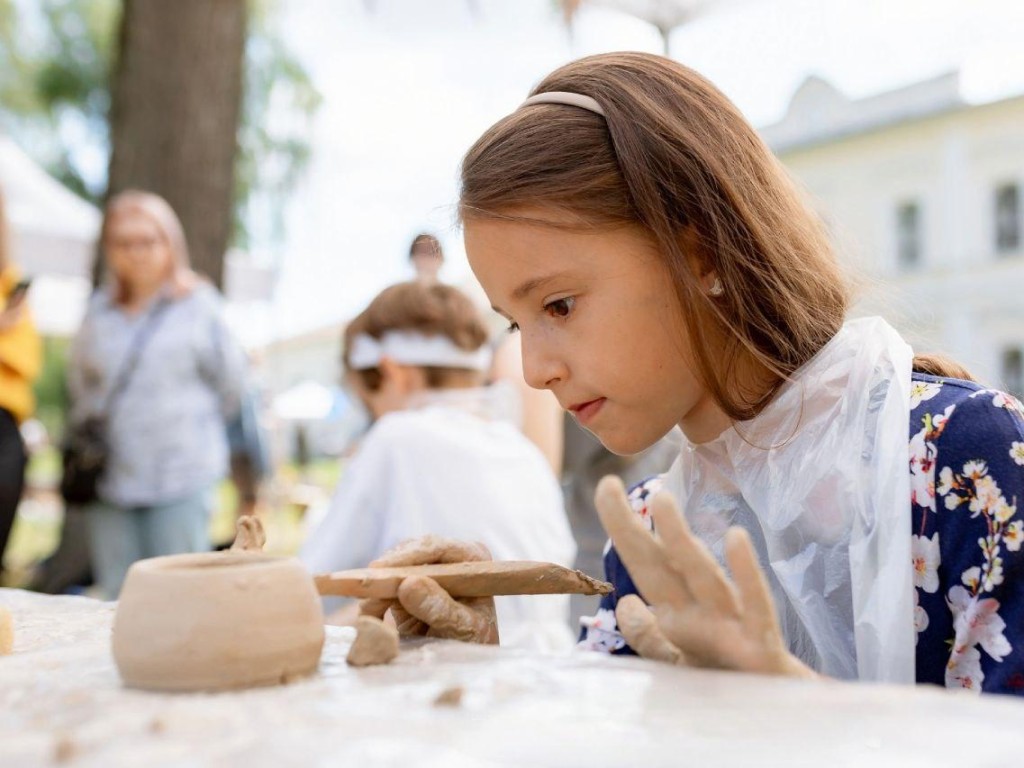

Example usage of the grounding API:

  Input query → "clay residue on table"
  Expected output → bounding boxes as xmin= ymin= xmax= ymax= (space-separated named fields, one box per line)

xmin=6 ymin=589 xmax=1024 ymax=768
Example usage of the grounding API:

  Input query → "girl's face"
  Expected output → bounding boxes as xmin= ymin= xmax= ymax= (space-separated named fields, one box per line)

xmin=104 ymin=210 xmax=173 ymax=298
xmin=466 ymin=211 xmax=724 ymax=454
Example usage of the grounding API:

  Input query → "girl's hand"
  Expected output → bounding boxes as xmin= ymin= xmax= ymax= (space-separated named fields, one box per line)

xmin=358 ymin=535 xmax=499 ymax=645
xmin=595 ymin=476 xmax=816 ymax=679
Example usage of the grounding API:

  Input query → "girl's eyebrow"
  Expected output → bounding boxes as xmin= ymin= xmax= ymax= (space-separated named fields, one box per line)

xmin=493 ymin=271 xmax=576 ymax=315
xmin=511 ymin=272 xmax=571 ymax=301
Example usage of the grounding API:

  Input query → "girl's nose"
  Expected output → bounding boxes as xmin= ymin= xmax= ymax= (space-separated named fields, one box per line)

xmin=520 ymin=333 xmax=567 ymax=391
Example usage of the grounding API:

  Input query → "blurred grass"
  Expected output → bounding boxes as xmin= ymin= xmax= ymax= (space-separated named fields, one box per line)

xmin=3 ymin=447 xmax=342 ymax=588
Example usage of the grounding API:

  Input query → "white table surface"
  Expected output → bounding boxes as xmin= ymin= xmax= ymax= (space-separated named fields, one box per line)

xmin=2 ymin=587 xmax=1023 ymax=767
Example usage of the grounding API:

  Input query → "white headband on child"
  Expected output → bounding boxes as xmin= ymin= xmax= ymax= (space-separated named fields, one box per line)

xmin=348 ymin=331 xmax=492 ymax=372
xmin=520 ymin=91 xmax=605 ymax=117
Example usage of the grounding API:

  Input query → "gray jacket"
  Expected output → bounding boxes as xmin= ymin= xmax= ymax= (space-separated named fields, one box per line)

xmin=68 ymin=283 xmax=246 ymax=507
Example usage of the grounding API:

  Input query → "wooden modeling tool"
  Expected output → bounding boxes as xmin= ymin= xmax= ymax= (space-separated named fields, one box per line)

xmin=315 ymin=560 xmax=613 ymax=600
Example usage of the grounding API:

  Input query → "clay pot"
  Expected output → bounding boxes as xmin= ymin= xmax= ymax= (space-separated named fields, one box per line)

xmin=112 ymin=552 xmax=325 ymax=691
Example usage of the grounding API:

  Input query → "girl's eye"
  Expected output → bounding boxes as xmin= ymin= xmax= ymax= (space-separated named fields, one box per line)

xmin=506 ymin=321 xmax=520 ymax=334
xmin=544 ymin=297 xmax=575 ymax=319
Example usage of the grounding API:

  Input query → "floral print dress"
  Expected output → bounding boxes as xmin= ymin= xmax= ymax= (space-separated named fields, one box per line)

xmin=579 ymin=373 xmax=1024 ymax=695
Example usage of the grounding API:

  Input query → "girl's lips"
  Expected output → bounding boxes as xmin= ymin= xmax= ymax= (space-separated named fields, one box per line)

xmin=570 ymin=397 xmax=606 ymax=425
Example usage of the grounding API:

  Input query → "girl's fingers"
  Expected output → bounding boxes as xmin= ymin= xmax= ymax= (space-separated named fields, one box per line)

xmin=723 ymin=527 xmax=781 ymax=637
xmin=389 ymin=603 xmax=429 ymax=637
xmin=615 ymin=594 xmax=685 ymax=665
xmin=649 ymin=492 xmax=738 ymax=614
xmin=396 ymin=576 xmax=497 ymax=644
xmin=360 ymin=598 xmax=425 ymax=635
xmin=369 ymin=535 xmax=491 ymax=567
xmin=595 ymin=476 xmax=674 ymax=604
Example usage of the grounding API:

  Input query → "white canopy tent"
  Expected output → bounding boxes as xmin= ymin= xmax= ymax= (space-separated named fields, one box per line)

xmin=271 ymin=379 xmax=339 ymax=422
xmin=0 ymin=134 xmax=100 ymax=336
xmin=0 ymin=134 xmax=101 ymax=280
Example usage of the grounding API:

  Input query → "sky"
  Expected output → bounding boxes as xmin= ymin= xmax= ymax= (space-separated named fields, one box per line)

xmin=263 ymin=0 xmax=1024 ymax=341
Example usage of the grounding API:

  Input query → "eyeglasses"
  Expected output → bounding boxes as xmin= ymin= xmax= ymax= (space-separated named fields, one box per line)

xmin=105 ymin=236 xmax=162 ymax=253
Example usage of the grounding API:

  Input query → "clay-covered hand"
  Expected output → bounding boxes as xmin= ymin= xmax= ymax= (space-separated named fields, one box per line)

xmin=596 ymin=476 xmax=816 ymax=679
xmin=358 ymin=535 xmax=499 ymax=645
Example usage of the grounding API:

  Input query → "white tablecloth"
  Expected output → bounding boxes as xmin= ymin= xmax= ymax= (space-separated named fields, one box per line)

xmin=2 ymin=588 xmax=1023 ymax=767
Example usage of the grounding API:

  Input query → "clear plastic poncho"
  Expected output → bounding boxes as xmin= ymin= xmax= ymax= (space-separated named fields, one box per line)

xmin=660 ymin=316 xmax=915 ymax=682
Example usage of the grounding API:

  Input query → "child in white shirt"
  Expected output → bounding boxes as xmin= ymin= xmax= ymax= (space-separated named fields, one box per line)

xmin=300 ymin=281 xmax=576 ymax=651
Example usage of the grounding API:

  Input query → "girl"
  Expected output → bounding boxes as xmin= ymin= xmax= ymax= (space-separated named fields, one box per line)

xmin=299 ymin=281 xmax=577 ymax=651
xmin=68 ymin=190 xmax=245 ymax=598
xmin=363 ymin=53 xmax=1024 ymax=694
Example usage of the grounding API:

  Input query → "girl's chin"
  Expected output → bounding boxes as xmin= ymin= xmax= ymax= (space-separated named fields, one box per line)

xmin=590 ymin=425 xmax=666 ymax=458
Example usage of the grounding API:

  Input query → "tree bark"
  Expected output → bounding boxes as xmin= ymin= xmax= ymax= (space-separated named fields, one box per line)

xmin=106 ymin=0 xmax=247 ymax=289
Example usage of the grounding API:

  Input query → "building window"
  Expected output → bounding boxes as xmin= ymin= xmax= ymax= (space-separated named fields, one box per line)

xmin=1002 ymin=347 xmax=1024 ymax=399
xmin=995 ymin=183 xmax=1021 ymax=254
xmin=895 ymin=201 xmax=921 ymax=269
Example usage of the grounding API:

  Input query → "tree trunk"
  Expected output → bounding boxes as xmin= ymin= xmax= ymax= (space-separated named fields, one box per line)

xmin=106 ymin=0 xmax=247 ymax=289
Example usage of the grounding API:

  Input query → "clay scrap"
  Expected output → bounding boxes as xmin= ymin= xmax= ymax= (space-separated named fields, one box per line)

xmin=229 ymin=515 xmax=266 ymax=552
xmin=346 ymin=615 xmax=400 ymax=667
xmin=0 ymin=605 xmax=13 ymax=655
xmin=316 ymin=560 xmax=613 ymax=599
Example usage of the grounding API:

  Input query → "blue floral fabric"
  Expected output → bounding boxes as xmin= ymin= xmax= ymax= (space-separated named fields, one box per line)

xmin=579 ymin=373 xmax=1024 ymax=695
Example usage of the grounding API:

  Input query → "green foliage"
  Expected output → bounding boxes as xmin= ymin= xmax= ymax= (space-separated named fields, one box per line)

xmin=235 ymin=0 xmax=322 ymax=249
xmin=0 ymin=0 xmax=119 ymax=202
xmin=0 ymin=0 xmax=320 ymax=246
xmin=33 ymin=336 xmax=70 ymax=438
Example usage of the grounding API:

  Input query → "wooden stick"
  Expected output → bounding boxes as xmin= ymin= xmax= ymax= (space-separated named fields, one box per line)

xmin=315 ymin=560 xmax=613 ymax=599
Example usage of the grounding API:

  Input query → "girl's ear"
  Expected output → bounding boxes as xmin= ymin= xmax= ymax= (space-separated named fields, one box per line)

xmin=678 ymin=225 xmax=719 ymax=295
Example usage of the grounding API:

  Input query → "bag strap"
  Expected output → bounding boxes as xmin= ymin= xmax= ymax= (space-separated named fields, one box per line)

xmin=101 ymin=296 xmax=173 ymax=415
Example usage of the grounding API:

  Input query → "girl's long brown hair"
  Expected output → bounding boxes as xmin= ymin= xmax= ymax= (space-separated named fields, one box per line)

xmin=459 ymin=52 xmax=967 ymax=421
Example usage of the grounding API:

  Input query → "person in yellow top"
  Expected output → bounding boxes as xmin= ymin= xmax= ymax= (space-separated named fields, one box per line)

xmin=0 ymin=187 xmax=43 ymax=579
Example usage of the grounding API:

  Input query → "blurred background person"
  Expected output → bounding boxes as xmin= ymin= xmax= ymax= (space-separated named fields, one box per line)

xmin=301 ymin=280 xmax=576 ymax=650
xmin=0 ymin=185 xmax=42 ymax=582
xmin=408 ymin=232 xmax=445 ymax=285
xmin=67 ymin=190 xmax=245 ymax=599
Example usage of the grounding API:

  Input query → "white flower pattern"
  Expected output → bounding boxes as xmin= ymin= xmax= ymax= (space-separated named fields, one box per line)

xmin=922 ymin=380 xmax=1024 ymax=693
xmin=910 ymin=380 xmax=942 ymax=409
xmin=1011 ymin=441 xmax=1024 ymax=466
xmin=911 ymin=533 xmax=940 ymax=593
xmin=913 ymin=590 xmax=929 ymax=640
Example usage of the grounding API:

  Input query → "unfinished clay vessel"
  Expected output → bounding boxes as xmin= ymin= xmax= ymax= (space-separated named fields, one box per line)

xmin=112 ymin=552 xmax=324 ymax=691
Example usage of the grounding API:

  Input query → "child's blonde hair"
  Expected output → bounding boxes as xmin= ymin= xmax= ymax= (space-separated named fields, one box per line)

xmin=460 ymin=52 xmax=968 ymax=420
xmin=343 ymin=281 xmax=489 ymax=391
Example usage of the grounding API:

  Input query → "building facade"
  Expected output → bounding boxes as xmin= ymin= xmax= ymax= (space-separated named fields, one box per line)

xmin=762 ymin=73 xmax=1024 ymax=396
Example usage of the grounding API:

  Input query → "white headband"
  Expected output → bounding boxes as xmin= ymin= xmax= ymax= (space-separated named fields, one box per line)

xmin=520 ymin=91 xmax=605 ymax=117
xmin=348 ymin=331 xmax=492 ymax=372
